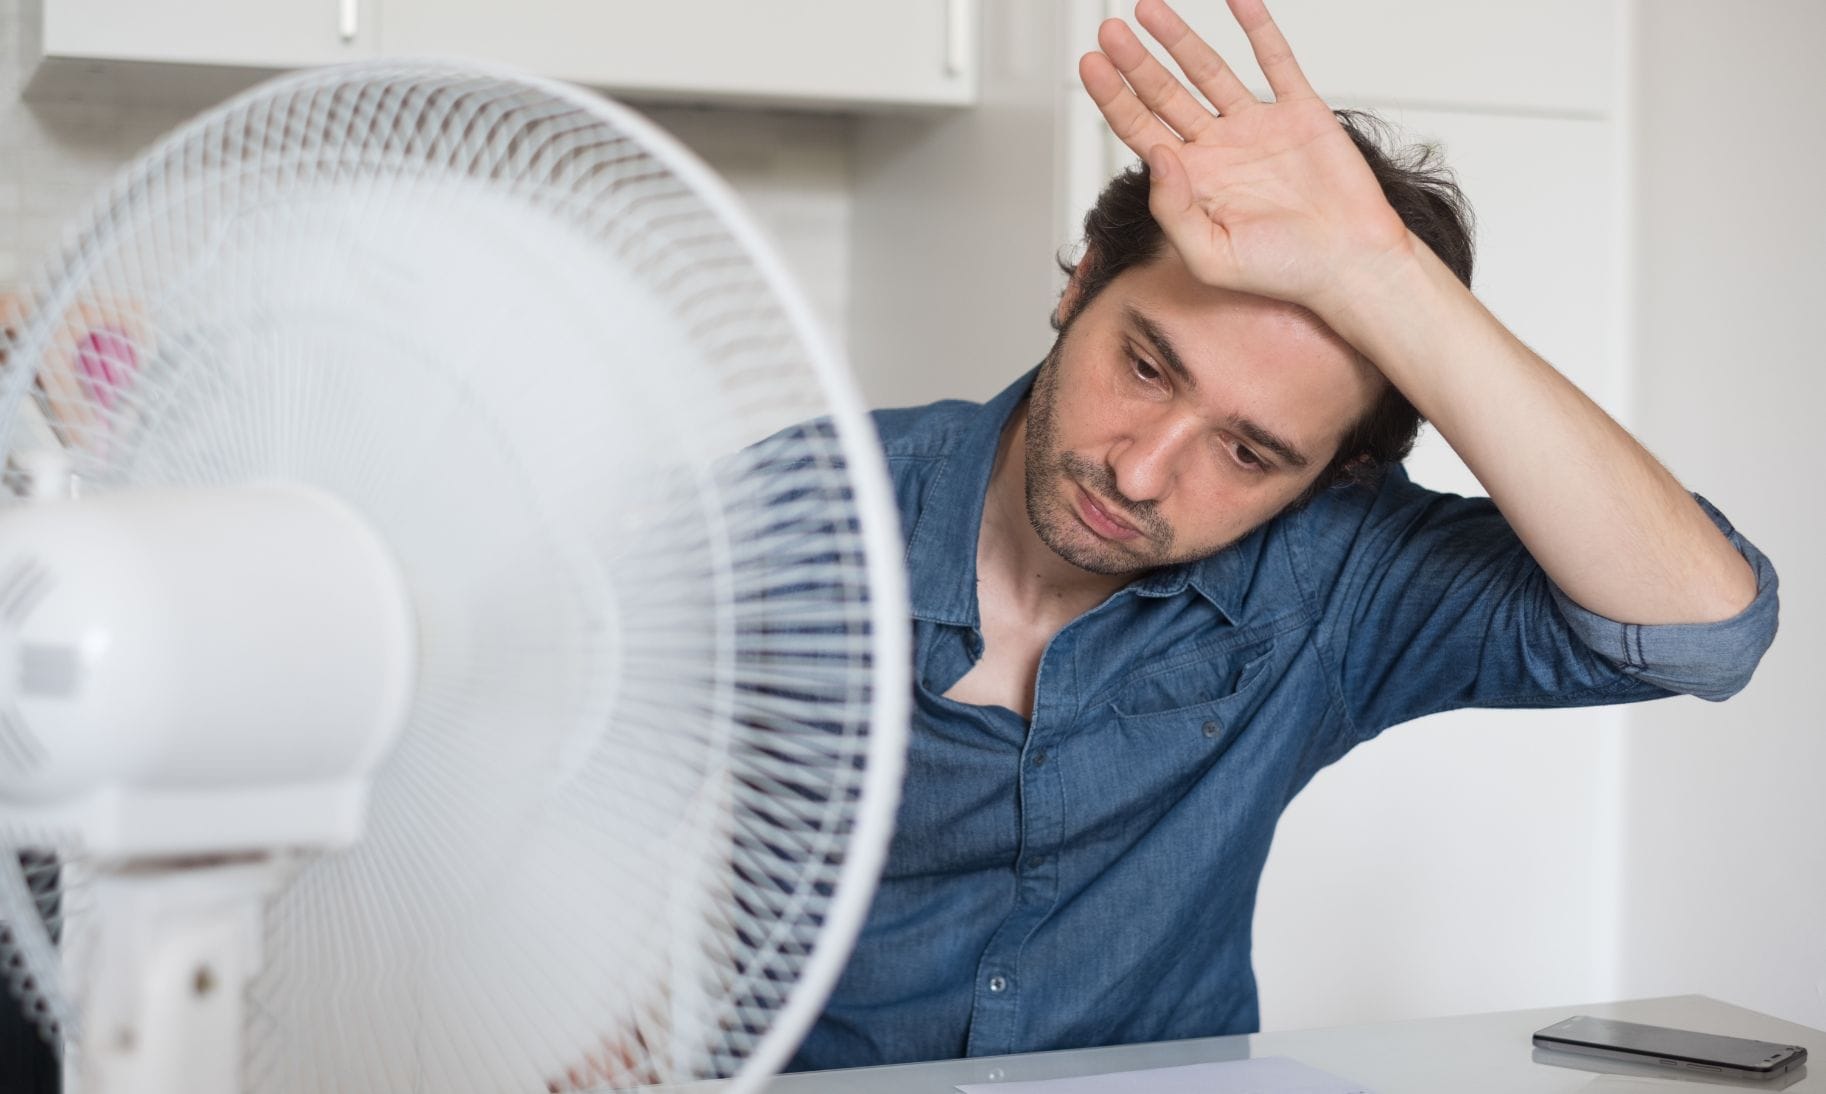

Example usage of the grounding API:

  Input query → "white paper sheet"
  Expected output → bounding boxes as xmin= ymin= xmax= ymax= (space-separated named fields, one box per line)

xmin=954 ymin=1056 xmax=1374 ymax=1094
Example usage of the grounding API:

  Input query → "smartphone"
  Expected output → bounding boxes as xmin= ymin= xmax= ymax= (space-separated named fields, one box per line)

xmin=1533 ymin=1015 xmax=1807 ymax=1080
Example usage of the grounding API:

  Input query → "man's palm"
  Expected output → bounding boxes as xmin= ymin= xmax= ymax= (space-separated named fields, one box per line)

xmin=1080 ymin=0 xmax=1409 ymax=312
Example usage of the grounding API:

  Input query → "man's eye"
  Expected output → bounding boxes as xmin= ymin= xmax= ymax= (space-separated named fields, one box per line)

xmin=1233 ymin=444 xmax=1265 ymax=470
xmin=1131 ymin=356 xmax=1161 ymax=383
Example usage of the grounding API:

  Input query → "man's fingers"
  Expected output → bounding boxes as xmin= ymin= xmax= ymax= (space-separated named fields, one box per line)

xmin=1095 ymin=18 xmax=1213 ymax=139
xmin=1134 ymin=0 xmax=1258 ymax=117
xmin=1226 ymin=0 xmax=1316 ymax=102
xmin=1079 ymin=51 xmax=1182 ymax=160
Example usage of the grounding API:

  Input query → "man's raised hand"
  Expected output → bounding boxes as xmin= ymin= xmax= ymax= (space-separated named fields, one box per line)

xmin=1079 ymin=0 xmax=1412 ymax=320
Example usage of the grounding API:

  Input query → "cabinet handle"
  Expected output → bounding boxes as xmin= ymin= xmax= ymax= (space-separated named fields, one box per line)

xmin=945 ymin=0 xmax=971 ymax=76
xmin=339 ymin=0 xmax=359 ymax=42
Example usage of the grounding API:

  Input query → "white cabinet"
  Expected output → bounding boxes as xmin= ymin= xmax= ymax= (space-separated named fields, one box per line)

xmin=383 ymin=1 xmax=977 ymax=109
xmin=30 ymin=0 xmax=978 ymax=110
xmin=41 ymin=0 xmax=377 ymax=69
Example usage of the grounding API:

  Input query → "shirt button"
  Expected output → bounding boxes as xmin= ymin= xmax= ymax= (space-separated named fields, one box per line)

xmin=1202 ymin=720 xmax=1220 ymax=739
xmin=1031 ymin=748 xmax=1048 ymax=767
xmin=988 ymin=975 xmax=1008 ymax=993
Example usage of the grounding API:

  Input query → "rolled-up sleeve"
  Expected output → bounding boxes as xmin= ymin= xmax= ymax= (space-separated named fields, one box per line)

xmin=1547 ymin=495 xmax=1779 ymax=703
xmin=1306 ymin=470 xmax=1781 ymax=743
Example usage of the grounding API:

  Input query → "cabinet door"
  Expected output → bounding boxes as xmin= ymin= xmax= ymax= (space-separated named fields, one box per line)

xmin=381 ymin=0 xmax=977 ymax=109
xmin=42 ymin=0 xmax=378 ymax=68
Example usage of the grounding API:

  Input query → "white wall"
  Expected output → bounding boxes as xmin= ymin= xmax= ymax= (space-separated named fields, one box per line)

xmin=1617 ymin=0 xmax=1826 ymax=1030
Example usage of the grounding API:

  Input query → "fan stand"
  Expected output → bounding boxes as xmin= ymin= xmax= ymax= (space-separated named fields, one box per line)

xmin=72 ymin=856 xmax=290 ymax=1094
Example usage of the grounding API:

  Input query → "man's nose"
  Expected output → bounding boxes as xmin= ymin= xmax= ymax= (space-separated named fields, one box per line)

xmin=1108 ymin=416 xmax=1201 ymax=503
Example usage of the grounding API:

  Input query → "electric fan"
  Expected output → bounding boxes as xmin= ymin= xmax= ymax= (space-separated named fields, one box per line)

xmin=0 ymin=61 xmax=908 ymax=1094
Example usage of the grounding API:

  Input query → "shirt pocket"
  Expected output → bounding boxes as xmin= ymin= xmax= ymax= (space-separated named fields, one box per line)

xmin=1107 ymin=638 xmax=1277 ymax=748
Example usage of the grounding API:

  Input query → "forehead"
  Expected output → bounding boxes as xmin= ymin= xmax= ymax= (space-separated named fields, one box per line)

xmin=1092 ymin=256 xmax=1382 ymax=450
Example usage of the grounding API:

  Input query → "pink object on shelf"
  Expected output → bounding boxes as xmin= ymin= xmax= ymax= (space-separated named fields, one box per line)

xmin=74 ymin=327 xmax=138 ymax=411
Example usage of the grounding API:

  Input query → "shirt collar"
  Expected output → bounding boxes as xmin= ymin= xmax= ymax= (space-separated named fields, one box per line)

xmin=902 ymin=367 xmax=1258 ymax=629
xmin=901 ymin=369 xmax=1033 ymax=629
xmin=1130 ymin=534 xmax=1261 ymax=623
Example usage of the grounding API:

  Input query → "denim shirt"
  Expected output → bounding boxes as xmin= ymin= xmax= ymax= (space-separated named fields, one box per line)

xmin=789 ymin=368 xmax=1779 ymax=1070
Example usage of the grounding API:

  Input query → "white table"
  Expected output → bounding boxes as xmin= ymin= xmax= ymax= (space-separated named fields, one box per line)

xmin=758 ymin=995 xmax=1822 ymax=1092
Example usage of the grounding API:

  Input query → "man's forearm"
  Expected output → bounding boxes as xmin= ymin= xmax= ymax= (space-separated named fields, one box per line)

xmin=1320 ymin=234 xmax=1757 ymax=626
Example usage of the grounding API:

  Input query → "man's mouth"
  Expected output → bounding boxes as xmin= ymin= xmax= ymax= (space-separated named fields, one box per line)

xmin=1074 ymin=484 xmax=1143 ymax=541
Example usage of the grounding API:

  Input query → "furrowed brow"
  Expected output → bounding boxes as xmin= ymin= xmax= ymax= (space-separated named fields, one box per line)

xmin=1125 ymin=307 xmax=1197 ymax=393
xmin=1228 ymin=415 xmax=1311 ymax=470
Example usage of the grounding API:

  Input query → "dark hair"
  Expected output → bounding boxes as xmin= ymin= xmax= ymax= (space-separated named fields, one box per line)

xmin=1056 ymin=109 xmax=1475 ymax=503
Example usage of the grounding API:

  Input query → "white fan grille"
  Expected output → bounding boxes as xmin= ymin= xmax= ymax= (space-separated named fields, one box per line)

xmin=0 ymin=62 xmax=906 ymax=1092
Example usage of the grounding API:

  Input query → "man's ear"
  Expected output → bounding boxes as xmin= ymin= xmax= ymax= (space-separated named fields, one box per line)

xmin=1055 ymin=250 xmax=1094 ymax=329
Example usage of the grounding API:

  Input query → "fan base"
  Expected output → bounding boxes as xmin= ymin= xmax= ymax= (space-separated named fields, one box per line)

xmin=71 ymin=858 xmax=287 ymax=1094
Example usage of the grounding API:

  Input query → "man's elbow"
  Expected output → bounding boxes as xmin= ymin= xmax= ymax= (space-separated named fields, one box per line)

xmin=1639 ymin=564 xmax=1779 ymax=703
xmin=1694 ymin=550 xmax=1761 ymax=625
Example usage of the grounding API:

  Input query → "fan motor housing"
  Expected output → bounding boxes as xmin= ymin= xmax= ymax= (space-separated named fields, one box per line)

xmin=0 ymin=483 xmax=415 ymax=858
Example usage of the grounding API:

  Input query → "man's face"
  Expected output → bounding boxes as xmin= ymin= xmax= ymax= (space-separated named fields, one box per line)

xmin=1024 ymin=252 xmax=1383 ymax=576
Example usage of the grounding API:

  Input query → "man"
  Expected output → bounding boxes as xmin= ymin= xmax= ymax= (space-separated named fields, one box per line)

xmin=789 ymin=0 xmax=1778 ymax=1070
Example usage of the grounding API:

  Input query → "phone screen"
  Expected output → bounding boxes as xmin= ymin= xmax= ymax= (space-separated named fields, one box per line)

xmin=1536 ymin=1016 xmax=1804 ymax=1073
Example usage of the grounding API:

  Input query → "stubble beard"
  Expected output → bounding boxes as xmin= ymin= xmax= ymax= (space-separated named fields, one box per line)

xmin=1022 ymin=346 xmax=1187 ymax=577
